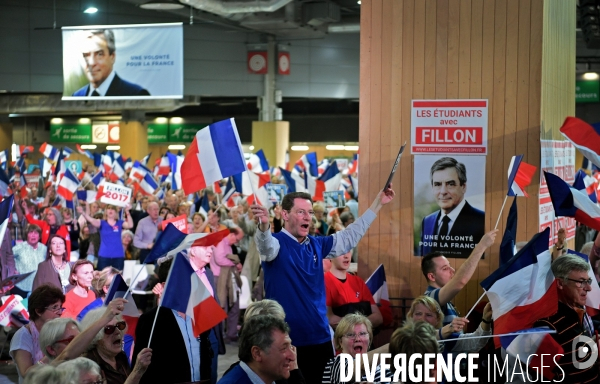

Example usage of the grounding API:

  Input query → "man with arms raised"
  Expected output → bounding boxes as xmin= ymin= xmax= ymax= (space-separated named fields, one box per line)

xmin=251 ymin=187 xmax=395 ymax=383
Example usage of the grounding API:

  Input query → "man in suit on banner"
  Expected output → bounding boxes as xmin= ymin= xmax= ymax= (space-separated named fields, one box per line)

xmin=72 ymin=30 xmax=150 ymax=97
xmin=419 ymin=157 xmax=485 ymax=258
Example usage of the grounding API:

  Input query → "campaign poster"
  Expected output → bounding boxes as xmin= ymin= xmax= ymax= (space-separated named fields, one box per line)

xmin=414 ymin=155 xmax=486 ymax=258
xmin=267 ymin=184 xmax=287 ymax=205
xmin=411 ymin=99 xmax=488 ymax=155
xmin=539 ymin=140 xmax=576 ymax=247
xmin=324 ymin=191 xmax=346 ymax=209
xmin=62 ymin=23 xmax=183 ymax=100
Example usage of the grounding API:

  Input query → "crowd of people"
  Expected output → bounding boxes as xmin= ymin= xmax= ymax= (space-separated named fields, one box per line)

xmin=1 ymin=162 xmax=599 ymax=383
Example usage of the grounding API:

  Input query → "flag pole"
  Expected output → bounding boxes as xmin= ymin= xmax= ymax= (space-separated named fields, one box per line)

xmin=438 ymin=329 xmax=556 ymax=342
xmin=122 ymin=267 xmax=145 ymax=299
xmin=494 ymin=195 xmax=509 ymax=230
xmin=464 ymin=289 xmax=487 ymax=319
xmin=148 ymin=252 xmax=179 ymax=347
xmin=147 ymin=302 xmax=162 ymax=348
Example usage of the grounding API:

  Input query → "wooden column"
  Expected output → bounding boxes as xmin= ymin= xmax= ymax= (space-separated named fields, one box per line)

xmin=358 ymin=0 xmax=575 ymax=316
xmin=120 ymin=112 xmax=148 ymax=162
xmin=0 ymin=116 xmax=12 ymax=154
xmin=252 ymin=121 xmax=290 ymax=168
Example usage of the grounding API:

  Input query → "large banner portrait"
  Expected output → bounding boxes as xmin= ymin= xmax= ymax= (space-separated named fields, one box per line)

xmin=414 ymin=155 xmax=486 ymax=258
xmin=62 ymin=23 xmax=183 ymax=100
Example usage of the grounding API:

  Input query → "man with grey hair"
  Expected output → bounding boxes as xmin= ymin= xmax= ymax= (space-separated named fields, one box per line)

xmin=534 ymin=254 xmax=598 ymax=383
xmin=133 ymin=201 xmax=162 ymax=263
xmin=72 ymin=29 xmax=150 ymax=97
xmin=218 ymin=315 xmax=296 ymax=384
xmin=419 ymin=156 xmax=485 ymax=257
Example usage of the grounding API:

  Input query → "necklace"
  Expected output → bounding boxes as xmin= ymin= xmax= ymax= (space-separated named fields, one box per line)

xmin=51 ymin=260 xmax=65 ymax=271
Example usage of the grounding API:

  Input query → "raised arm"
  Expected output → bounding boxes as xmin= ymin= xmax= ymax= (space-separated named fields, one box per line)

xmin=250 ymin=204 xmax=281 ymax=262
xmin=77 ymin=205 xmax=101 ymax=228
xmin=122 ymin=205 xmax=134 ymax=229
xmin=437 ymin=230 xmax=498 ymax=306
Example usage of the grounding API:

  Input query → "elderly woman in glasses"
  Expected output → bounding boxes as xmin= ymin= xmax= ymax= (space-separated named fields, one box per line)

xmin=80 ymin=307 xmax=152 ymax=384
xmin=322 ymin=313 xmax=373 ymax=384
xmin=10 ymin=284 xmax=65 ymax=384
xmin=39 ymin=318 xmax=81 ymax=362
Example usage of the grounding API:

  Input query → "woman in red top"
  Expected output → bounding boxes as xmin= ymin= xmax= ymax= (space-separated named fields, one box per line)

xmin=26 ymin=207 xmax=71 ymax=260
xmin=62 ymin=260 xmax=96 ymax=320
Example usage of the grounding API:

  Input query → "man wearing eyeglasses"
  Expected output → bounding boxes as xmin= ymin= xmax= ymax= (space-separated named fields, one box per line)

xmin=250 ymin=187 xmax=395 ymax=384
xmin=534 ymin=254 xmax=599 ymax=383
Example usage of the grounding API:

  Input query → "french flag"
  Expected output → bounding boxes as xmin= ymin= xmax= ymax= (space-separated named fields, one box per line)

xmin=90 ymin=170 xmax=104 ymax=187
xmin=39 ymin=142 xmax=58 ymax=160
xmin=222 ymin=177 xmax=236 ymax=207
xmin=481 ymin=228 xmax=557 ymax=348
xmin=572 ymin=169 xmax=598 ymax=203
xmin=247 ymin=149 xmax=269 ymax=173
xmin=295 ymin=152 xmax=318 ymax=177
xmin=105 ymin=274 xmax=139 ymax=347
xmin=76 ymin=190 xmax=97 ymax=204
xmin=0 ymin=150 xmax=8 ymax=165
xmin=141 ymin=153 xmax=151 ymax=167
xmin=560 ymin=116 xmax=600 ymax=168
xmin=0 ymin=168 xmax=10 ymax=197
xmin=500 ymin=327 xmax=563 ymax=381
xmin=111 ymin=156 xmax=126 ymax=181
xmin=242 ymin=171 xmax=270 ymax=206
xmin=506 ymin=155 xmax=536 ymax=197
xmin=139 ymin=173 xmax=158 ymax=196
xmin=0 ymin=195 xmax=14 ymax=250
xmin=348 ymin=173 xmax=358 ymax=199
xmin=348 ymin=153 xmax=359 ymax=175
xmin=76 ymin=144 xmax=95 ymax=160
xmin=567 ymin=249 xmax=600 ymax=316
xmin=167 ymin=152 xmax=184 ymax=191
xmin=15 ymin=145 xmax=33 ymax=158
xmin=280 ymin=167 xmax=306 ymax=193
xmin=145 ymin=224 xmax=229 ymax=265
xmin=365 ymin=264 xmax=393 ymax=326
xmin=161 ymin=254 xmax=228 ymax=337
xmin=130 ymin=161 xmax=151 ymax=181
xmin=313 ymin=161 xmax=341 ymax=201
xmin=102 ymin=152 xmax=114 ymax=174
xmin=61 ymin=146 xmax=73 ymax=159
xmin=195 ymin=192 xmax=211 ymax=217
xmin=545 ymin=171 xmax=600 ymax=231
xmin=56 ymin=169 xmax=79 ymax=201
xmin=181 ymin=118 xmax=247 ymax=195
xmin=154 ymin=155 xmax=171 ymax=177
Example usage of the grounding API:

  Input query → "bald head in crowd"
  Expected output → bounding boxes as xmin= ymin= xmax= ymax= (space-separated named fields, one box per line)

xmin=166 ymin=194 xmax=179 ymax=212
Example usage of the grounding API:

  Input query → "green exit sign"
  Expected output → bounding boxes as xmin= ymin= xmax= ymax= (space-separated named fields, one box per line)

xmin=576 ymin=80 xmax=599 ymax=103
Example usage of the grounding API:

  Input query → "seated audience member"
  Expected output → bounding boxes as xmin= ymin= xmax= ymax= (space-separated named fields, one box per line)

xmin=39 ymin=318 xmax=81 ymax=361
xmin=12 ymin=224 xmax=46 ymax=297
xmin=534 ymin=254 xmax=599 ymax=382
xmin=217 ymin=315 xmax=295 ymax=384
xmin=61 ymin=260 xmax=96 ymax=319
xmin=325 ymin=251 xmax=382 ymax=329
xmin=421 ymin=230 xmax=497 ymax=326
xmin=223 ymin=300 xmax=305 ymax=384
xmin=10 ymin=284 xmax=66 ymax=383
xmin=80 ymin=307 xmax=152 ymax=384
xmin=322 ymin=313 xmax=373 ymax=384
xmin=78 ymin=267 xmax=121 ymax=321
xmin=56 ymin=357 xmax=103 ymax=384
xmin=134 ymin=258 xmax=213 ymax=384
xmin=22 ymin=365 xmax=64 ymax=384
xmin=407 ymin=295 xmax=491 ymax=353
xmin=32 ymin=234 xmax=72 ymax=293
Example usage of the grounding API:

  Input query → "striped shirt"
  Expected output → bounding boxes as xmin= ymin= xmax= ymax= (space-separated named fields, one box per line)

xmin=425 ymin=286 xmax=459 ymax=327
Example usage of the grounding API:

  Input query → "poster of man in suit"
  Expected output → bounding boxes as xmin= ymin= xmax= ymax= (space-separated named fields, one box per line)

xmin=414 ymin=155 xmax=486 ymax=258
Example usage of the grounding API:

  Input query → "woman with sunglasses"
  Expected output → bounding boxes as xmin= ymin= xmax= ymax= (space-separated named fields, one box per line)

xmin=10 ymin=284 xmax=65 ymax=384
xmin=80 ymin=306 xmax=152 ymax=384
xmin=32 ymin=234 xmax=72 ymax=294
xmin=61 ymin=260 xmax=96 ymax=320
xmin=322 ymin=313 xmax=373 ymax=384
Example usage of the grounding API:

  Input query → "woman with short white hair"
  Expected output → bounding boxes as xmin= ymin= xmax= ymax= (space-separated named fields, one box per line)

xmin=39 ymin=318 xmax=81 ymax=361
xmin=56 ymin=357 xmax=103 ymax=384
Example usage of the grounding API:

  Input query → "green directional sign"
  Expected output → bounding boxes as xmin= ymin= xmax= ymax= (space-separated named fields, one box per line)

xmin=147 ymin=123 xmax=169 ymax=143
xmin=50 ymin=123 xmax=92 ymax=143
xmin=576 ymin=80 xmax=600 ymax=103
xmin=169 ymin=123 xmax=205 ymax=142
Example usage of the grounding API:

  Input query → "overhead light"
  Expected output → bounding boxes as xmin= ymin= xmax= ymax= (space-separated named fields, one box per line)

xmin=291 ymin=145 xmax=309 ymax=151
xmin=168 ymin=144 xmax=186 ymax=150
xmin=84 ymin=7 xmax=98 ymax=13
xmin=50 ymin=118 xmax=63 ymax=124
xmin=139 ymin=0 xmax=184 ymax=10
xmin=357 ymin=0 xmax=361 ymax=4
xmin=11 ymin=144 xmax=18 ymax=162
xmin=78 ymin=118 xmax=91 ymax=124
xmin=249 ymin=145 xmax=255 ymax=151
xmin=155 ymin=117 xmax=168 ymax=124
xmin=326 ymin=145 xmax=345 ymax=150
xmin=344 ymin=145 xmax=359 ymax=151
xmin=583 ymin=72 xmax=599 ymax=80
xmin=80 ymin=145 xmax=97 ymax=150
xmin=106 ymin=145 xmax=120 ymax=150
xmin=170 ymin=117 xmax=183 ymax=124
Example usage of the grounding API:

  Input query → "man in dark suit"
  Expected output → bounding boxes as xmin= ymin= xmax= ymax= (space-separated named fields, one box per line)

xmin=419 ymin=157 xmax=485 ymax=258
xmin=72 ymin=29 xmax=150 ymax=97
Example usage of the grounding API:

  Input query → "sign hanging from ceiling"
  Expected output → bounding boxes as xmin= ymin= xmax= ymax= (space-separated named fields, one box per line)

xmin=61 ymin=23 xmax=183 ymax=100
xmin=248 ymin=51 xmax=268 ymax=74
xmin=278 ymin=52 xmax=290 ymax=75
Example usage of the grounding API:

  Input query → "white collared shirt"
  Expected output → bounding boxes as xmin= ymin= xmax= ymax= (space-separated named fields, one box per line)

xmin=436 ymin=198 xmax=467 ymax=235
xmin=239 ymin=361 xmax=275 ymax=384
xmin=89 ymin=70 xmax=116 ymax=96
